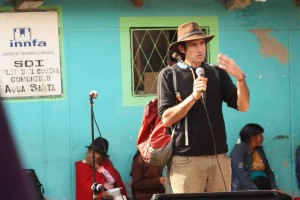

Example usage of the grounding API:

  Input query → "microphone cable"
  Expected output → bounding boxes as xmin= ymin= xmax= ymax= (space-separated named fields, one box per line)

xmin=203 ymin=104 xmax=228 ymax=192
xmin=189 ymin=66 xmax=228 ymax=192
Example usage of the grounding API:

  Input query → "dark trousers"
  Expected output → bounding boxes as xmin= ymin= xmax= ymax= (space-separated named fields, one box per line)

xmin=253 ymin=177 xmax=292 ymax=200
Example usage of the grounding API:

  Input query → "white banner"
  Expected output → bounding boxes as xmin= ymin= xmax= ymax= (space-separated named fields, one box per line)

xmin=0 ymin=11 xmax=62 ymax=99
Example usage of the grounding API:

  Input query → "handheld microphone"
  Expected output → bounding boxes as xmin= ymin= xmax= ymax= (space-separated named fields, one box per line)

xmin=89 ymin=90 xmax=99 ymax=99
xmin=195 ymin=67 xmax=204 ymax=77
xmin=195 ymin=67 xmax=205 ymax=105
xmin=91 ymin=182 xmax=107 ymax=194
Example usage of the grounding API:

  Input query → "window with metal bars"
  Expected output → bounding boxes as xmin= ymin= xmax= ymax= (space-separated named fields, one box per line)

xmin=130 ymin=27 xmax=210 ymax=96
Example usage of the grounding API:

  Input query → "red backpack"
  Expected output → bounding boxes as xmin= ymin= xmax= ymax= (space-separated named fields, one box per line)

xmin=136 ymin=64 xmax=220 ymax=166
xmin=137 ymin=98 xmax=173 ymax=166
xmin=137 ymin=67 xmax=178 ymax=167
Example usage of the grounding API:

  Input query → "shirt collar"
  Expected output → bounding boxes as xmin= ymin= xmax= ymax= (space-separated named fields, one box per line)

xmin=177 ymin=62 xmax=190 ymax=69
xmin=177 ymin=61 xmax=205 ymax=69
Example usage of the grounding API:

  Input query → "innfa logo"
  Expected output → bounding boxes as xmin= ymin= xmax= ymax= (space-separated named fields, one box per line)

xmin=14 ymin=27 xmax=31 ymax=41
xmin=10 ymin=27 xmax=47 ymax=47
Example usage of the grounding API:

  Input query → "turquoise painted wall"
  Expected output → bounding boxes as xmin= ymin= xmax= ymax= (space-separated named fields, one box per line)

xmin=1 ymin=0 xmax=299 ymax=199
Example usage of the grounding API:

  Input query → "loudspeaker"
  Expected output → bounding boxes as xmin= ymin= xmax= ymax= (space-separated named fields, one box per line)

xmin=151 ymin=190 xmax=278 ymax=200
xmin=22 ymin=169 xmax=46 ymax=200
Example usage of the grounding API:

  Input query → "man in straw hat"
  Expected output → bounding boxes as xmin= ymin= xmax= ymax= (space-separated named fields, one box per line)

xmin=157 ymin=21 xmax=250 ymax=193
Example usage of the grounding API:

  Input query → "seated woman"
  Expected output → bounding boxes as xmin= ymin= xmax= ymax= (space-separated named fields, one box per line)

xmin=230 ymin=123 xmax=292 ymax=200
xmin=76 ymin=137 xmax=127 ymax=200
xmin=131 ymin=150 xmax=165 ymax=200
